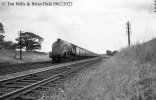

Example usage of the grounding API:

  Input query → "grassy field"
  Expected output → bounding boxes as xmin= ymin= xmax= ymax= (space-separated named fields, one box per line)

xmin=38 ymin=38 xmax=156 ymax=100
xmin=0 ymin=49 xmax=50 ymax=64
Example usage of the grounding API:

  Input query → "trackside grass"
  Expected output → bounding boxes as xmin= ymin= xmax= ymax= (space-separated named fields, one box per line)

xmin=96 ymin=38 xmax=156 ymax=99
xmin=0 ymin=49 xmax=50 ymax=64
xmin=38 ymin=38 xmax=156 ymax=100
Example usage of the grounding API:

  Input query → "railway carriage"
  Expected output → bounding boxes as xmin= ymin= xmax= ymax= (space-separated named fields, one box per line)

xmin=49 ymin=38 xmax=97 ymax=63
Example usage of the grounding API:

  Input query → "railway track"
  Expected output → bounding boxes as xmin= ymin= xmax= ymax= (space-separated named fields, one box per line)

xmin=0 ymin=57 xmax=93 ymax=76
xmin=0 ymin=57 xmax=101 ymax=100
xmin=0 ymin=61 xmax=52 ymax=76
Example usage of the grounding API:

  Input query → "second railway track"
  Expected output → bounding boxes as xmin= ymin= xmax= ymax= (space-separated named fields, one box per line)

xmin=0 ymin=57 xmax=101 ymax=100
xmin=0 ymin=57 xmax=93 ymax=76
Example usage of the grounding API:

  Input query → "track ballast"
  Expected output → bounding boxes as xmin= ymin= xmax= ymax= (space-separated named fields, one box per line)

xmin=0 ymin=57 xmax=101 ymax=100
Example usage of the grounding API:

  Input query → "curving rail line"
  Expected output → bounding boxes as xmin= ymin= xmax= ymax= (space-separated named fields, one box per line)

xmin=0 ymin=57 xmax=101 ymax=100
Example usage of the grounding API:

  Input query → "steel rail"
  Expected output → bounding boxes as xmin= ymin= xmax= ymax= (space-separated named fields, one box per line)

xmin=0 ymin=58 xmax=99 ymax=100
xmin=0 ymin=57 xmax=98 ymax=83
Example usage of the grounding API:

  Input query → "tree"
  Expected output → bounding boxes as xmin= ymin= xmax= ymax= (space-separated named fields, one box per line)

xmin=0 ymin=35 xmax=5 ymax=43
xmin=0 ymin=23 xmax=4 ymax=33
xmin=106 ymin=50 xmax=113 ymax=56
xmin=3 ymin=41 xmax=17 ymax=50
xmin=0 ymin=23 xmax=17 ymax=50
xmin=113 ymin=50 xmax=118 ymax=55
xmin=15 ymin=32 xmax=44 ymax=51
xmin=0 ymin=23 xmax=5 ymax=49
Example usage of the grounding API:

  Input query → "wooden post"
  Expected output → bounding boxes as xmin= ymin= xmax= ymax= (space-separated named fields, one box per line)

xmin=126 ymin=21 xmax=131 ymax=46
xmin=19 ymin=30 xmax=22 ymax=59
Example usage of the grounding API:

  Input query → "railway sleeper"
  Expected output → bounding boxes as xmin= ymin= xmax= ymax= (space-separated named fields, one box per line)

xmin=0 ymin=93 xmax=4 ymax=96
xmin=24 ymin=78 xmax=45 ymax=81
xmin=0 ymin=84 xmax=24 ymax=88
xmin=15 ymin=80 xmax=37 ymax=83
xmin=33 ymin=87 xmax=50 ymax=92
xmin=53 ymin=79 xmax=66 ymax=83
xmin=0 ymin=87 xmax=17 ymax=93
xmin=16 ymin=91 xmax=39 ymax=100
xmin=11 ymin=82 xmax=31 ymax=86
xmin=28 ymin=75 xmax=49 ymax=79
xmin=35 ymin=86 xmax=52 ymax=90
xmin=42 ymin=83 xmax=58 ymax=87
xmin=20 ymin=79 xmax=38 ymax=83
xmin=15 ymin=96 xmax=36 ymax=100
xmin=0 ymin=75 xmax=32 ymax=85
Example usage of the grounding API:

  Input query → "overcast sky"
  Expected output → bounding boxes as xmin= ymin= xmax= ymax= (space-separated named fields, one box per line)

xmin=0 ymin=0 xmax=156 ymax=54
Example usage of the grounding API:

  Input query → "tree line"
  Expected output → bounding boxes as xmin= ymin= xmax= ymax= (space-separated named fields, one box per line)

xmin=0 ymin=23 xmax=44 ymax=51
xmin=106 ymin=50 xmax=118 ymax=56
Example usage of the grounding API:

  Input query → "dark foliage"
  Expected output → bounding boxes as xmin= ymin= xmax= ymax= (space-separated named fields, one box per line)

xmin=3 ymin=41 xmax=17 ymax=50
xmin=15 ymin=32 xmax=44 ymax=51
xmin=106 ymin=50 xmax=118 ymax=56
xmin=0 ymin=23 xmax=5 ymax=49
xmin=113 ymin=50 xmax=118 ymax=55
xmin=106 ymin=50 xmax=113 ymax=56
xmin=0 ymin=23 xmax=4 ymax=33
xmin=0 ymin=22 xmax=17 ymax=50
xmin=0 ymin=35 xmax=5 ymax=45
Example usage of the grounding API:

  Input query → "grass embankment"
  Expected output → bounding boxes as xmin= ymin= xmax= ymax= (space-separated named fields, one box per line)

xmin=89 ymin=38 xmax=156 ymax=100
xmin=39 ymin=38 xmax=156 ymax=100
xmin=91 ymin=38 xmax=156 ymax=100
xmin=0 ymin=49 xmax=50 ymax=64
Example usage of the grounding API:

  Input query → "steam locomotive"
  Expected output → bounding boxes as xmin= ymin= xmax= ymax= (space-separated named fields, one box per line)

xmin=49 ymin=38 xmax=97 ymax=63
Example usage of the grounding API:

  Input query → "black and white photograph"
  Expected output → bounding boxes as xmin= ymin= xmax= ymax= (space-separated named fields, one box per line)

xmin=0 ymin=0 xmax=156 ymax=100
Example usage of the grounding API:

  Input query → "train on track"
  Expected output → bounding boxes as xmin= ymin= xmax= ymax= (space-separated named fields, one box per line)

xmin=49 ymin=38 xmax=98 ymax=63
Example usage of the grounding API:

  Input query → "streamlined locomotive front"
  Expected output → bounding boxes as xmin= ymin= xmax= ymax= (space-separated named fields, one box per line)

xmin=49 ymin=39 xmax=74 ymax=62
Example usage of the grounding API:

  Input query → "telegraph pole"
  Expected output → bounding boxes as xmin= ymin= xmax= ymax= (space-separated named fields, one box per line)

xmin=19 ymin=30 xmax=22 ymax=59
xmin=126 ymin=21 xmax=131 ymax=46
